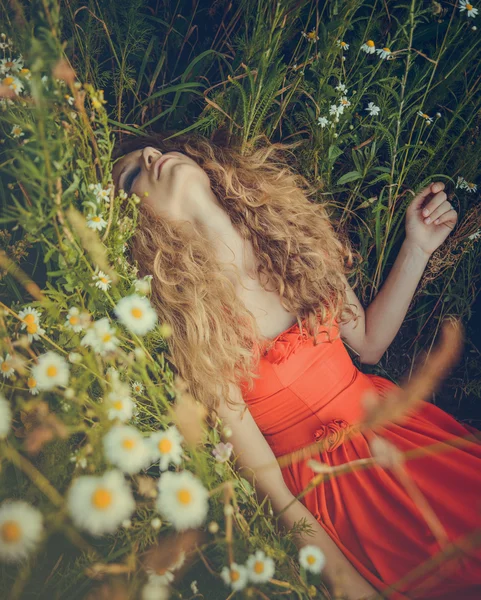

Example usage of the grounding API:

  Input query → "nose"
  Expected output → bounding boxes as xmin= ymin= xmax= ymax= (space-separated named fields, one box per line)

xmin=142 ymin=146 xmax=162 ymax=171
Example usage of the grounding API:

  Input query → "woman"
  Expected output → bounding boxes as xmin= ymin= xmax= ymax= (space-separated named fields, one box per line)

xmin=111 ymin=130 xmax=481 ymax=599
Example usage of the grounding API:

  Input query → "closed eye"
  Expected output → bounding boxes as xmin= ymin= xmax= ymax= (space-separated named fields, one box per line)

xmin=124 ymin=166 xmax=141 ymax=194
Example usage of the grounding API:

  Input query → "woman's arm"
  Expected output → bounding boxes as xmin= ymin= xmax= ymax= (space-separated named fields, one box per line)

xmin=340 ymin=181 xmax=457 ymax=365
xmin=216 ymin=382 xmax=378 ymax=599
xmin=339 ymin=240 xmax=430 ymax=364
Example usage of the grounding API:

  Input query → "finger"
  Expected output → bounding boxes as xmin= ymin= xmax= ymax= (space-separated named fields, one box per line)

xmin=411 ymin=182 xmax=445 ymax=210
xmin=424 ymin=199 xmax=452 ymax=224
xmin=433 ymin=209 xmax=458 ymax=227
xmin=421 ymin=191 xmax=448 ymax=218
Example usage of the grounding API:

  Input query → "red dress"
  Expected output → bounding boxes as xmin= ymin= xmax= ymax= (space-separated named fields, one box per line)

xmin=239 ymin=314 xmax=481 ymax=599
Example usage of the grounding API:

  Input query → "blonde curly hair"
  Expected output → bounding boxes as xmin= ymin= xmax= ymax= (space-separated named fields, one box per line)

xmin=112 ymin=129 xmax=359 ymax=426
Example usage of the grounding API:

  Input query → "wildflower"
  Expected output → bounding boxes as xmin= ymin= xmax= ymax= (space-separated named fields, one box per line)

xmin=191 ymin=580 xmax=199 ymax=594
xmin=302 ymin=30 xmax=319 ymax=42
xmin=66 ymin=470 xmax=136 ymax=536
xmin=0 ymin=55 xmax=23 ymax=74
xmin=220 ymin=562 xmax=249 ymax=591
xmin=19 ymin=68 xmax=31 ymax=80
xmin=245 ymin=549 xmax=275 ymax=583
xmin=18 ymin=306 xmax=45 ymax=342
xmin=417 ymin=111 xmax=434 ymax=125
xmin=64 ymin=307 xmax=86 ymax=333
xmin=365 ymin=102 xmax=381 ymax=116
xmin=0 ymin=500 xmax=43 ymax=563
xmin=0 ymin=393 xmax=12 ymax=438
xmin=92 ymin=269 xmax=112 ymax=291
xmin=149 ymin=426 xmax=184 ymax=471
xmin=151 ymin=517 xmax=162 ymax=530
xmin=361 ymin=40 xmax=376 ymax=54
xmin=10 ymin=124 xmax=24 ymax=138
xmin=80 ymin=317 xmax=120 ymax=356
xmin=208 ymin=521 xmax=219 ymax=534
xmin=103 ymin=425 xmax=152 ymax=475
xmin=336 ymin=40 xmax=349 ymax=51
xmin=88 ymin=182 xmax=112 ymax=204
xmin=329 ymin=104 xmax=344 ymax=121
xmin=31 ymin=351 xmax=70 ymax=391
xmin=299 ymin=544 xmax=326 ymax=573
xmin=473 ymin=25 xmax=478 ymax=30
xmin=114 ymin=294 xmax=158 ymax=336
xmin=212 ymin=442 xmax=233 ymax=463
xmin=155 ymin=470 xmax=209 ymax=531
xmin=86 ymin=214 xmax=107 ymax=232
xmin=466 ymin=182 xmax=478 ymax=192
xmin=131 ymin=381 xmax=144 ymax=395
xmin=134 ymin=274 xmax=153 ymax=295
xmin=2 ymin=76 xmax=23 ymax=94
xmin=68 ymin=352 xmax=83 ymax=364
xmin=64 ymin=94 xmax=75 ymax=106
xmin=376 ymin=47 xmax=392 ymax=60
xmin=460 ymin=1 xmax=479 ymax=17
xmin=317 ymin=116 xmax=329 ymax=128
xmin=27 ymin=376 xmax=40 ymax=395
xmin=469 ymin=230 xmax=481 ymax=241
xmin=456 ymin=176 xmax=468 ymax=190
xmin=0 ymin=353 xmax=15 ymax=379
xmin=105 ymin=385 xmax=136 ymax=423
xmin=335 ymin=82 xmax=347 ymax=93
xmin=339 ymin=96 xmax=351 ymax=108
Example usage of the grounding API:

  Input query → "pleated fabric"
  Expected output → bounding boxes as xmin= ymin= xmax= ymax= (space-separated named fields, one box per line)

xmin=239 ymin=314 xmax=481 ymax=599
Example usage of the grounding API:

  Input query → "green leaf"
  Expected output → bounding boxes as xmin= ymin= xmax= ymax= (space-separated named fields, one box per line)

xmin=328 ymin=145 xmax=343 ymax=161
xmin=337 ymin=171 xmax=362 ymax=185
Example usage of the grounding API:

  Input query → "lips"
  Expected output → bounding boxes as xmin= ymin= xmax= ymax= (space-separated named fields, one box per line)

xmin=155 ymin=156 xmax=173 ymax=179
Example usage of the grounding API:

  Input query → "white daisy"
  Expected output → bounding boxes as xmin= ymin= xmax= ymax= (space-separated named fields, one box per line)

xmin=105 ymin=386 xmax=136 ymax=422
xmin=92 ymin=269 xmax=112 ymax=291
xmin=366 ymin=102 xmax=381 ymax=116
xmin=317 ymin=116 xmax=329 ymax=128
xmin=155 ymin=470 xmax=209 ymax=531
xmin=141 ymin=582 xmax=171 ymax=600
xmin=134 ymin=275 xmax=153 ymax=295
xmin=114 ymin=294 xmax=158 ymax=336
xmin=64 ymin=307 xmax=85 ymax=333
xmin=376 ymin=47 xmax=393 ymax=60
xmin=80 ymin=317 xmax=120 ymax=356
xmin=0 ymin=353 xmax=15 ymax=379
xmin=417 ymin=111 xmax=434 ymax=125
xmin=339 ymin=96 xmax=351 ymax=108
xmin=361 ymin=40 xmax=376 ymax=54
xmin=0 ymin=393 xmax=12 ymax=438
xmin=131 ymin=381 xmax=144 ymax=395
xmin=465 ymin=182 xmax=478 ymax=193
xmin=2 ymin=76 xmax=23 ymax=94
xmin=0 ymin=500 xmax=43 ymax=563
xmin=103 ymin=425 xmax=152 ymax=475
xmin=460 ymin=1 xmax=479 ymax=17
xmin=212 ymin=442 xmax=233 ymax=463
xmin=336 ymin=40 xmax=349 ymax=51
xmin=456 ymin=176 xmax=469 ymax=190
xmin=220 ymin=562 xmax=249 ymax=591
xmin=245 ymin=549 xmax=275 ymax=583
xmin=17 ymin=306 xmax=45 ymax=342
xmin=66 ymin=470 xmax=136 ymax=536
xmin=149 ymin=426 xmax=184 ymax=471
xmin=26 ymin=375 xmax=40 ymax=395
xmin=335 ymin=82 xmax=347 ymax=93
xmin=31 ymin=351 xmax=69 ymax=391
xmin=10 ymin=124 xmax=24 ymax=138
xmin=329 ymin=104 xmax=344 ymax=120
xmin=86 ymin=214 xmax=107 ymax=231
xmin=469 ymin=229 xmax=481 ymax=241
xmin=299 ymin=544 xmax=326 ymax=573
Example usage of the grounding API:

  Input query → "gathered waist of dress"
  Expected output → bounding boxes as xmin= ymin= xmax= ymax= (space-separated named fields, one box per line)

xmin=262 ymin=368 xmax=378 ymax=459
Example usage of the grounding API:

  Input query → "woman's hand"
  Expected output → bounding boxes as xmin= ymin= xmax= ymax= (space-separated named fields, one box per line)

xmin=405 ymin=181 xmax=458 ymax=257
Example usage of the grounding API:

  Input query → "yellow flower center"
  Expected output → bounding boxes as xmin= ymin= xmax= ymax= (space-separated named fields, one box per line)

xmin=103 ymin=333 xmax=112 ymax=342
xmin=20 ymin=68 xmax=29 ymax=74
xmin=92 ymin=216 xmax=101 ymax=222
xmin=113 ymin=400 xmax=123 ymax=410
xmin=230 ymin=569 xmax=240 ymax=582
xmin=158 ymin=438 xmax=172 ymax=453
xmin=27 ymin=377 xmax=37 ymax=388
xmin=340 ymin=41 xmax=347 ymax=47
xmin=69 ymin=316 xmax=79 ymax=325
xmin=92 ymin=488 xmax=112 ymax=509
xmin=383 ymin=47 xmax=391 ymax=53
xmin=100 ymin=277 xmax=109 ymax=284
xmin=131 ymin=307 xmax=143 ymax=319
xmin=12 ymin=127 xmax=21 ymax=134
xmin=254 ymin=561 xmax=265 ymax=574
xmin=47 ymin=365 xmax=58 ymax=378
xmin=422 ymin=113 xmax=429 ymax=119
xmin=467 ymin=3 xmax=473 ymax=9
xmin=122 ymin=438 xmax=136 ymax=450
xmin=27 ymin=323 xmax=38 ymax=334
xmin=1 ymin=520 xmax=21 ymax=542
xmin=5 ymin=61 xmax=14 ymax=68
xmin=3 ymin=76 xmax=13 ymax=85
xmin=367 ymin=40 xmax=375 ymax=47
xmin=307 ymin=31 xmax=317 ymax=40
xmin=307 ymin=554 xmax=316 ymax=565
xmin=177 ymin=488 xmax=192 ymax=505
xmin=23 ymin=314 xmax=36 ymax=325
xmin=1 ymin=362 xmax=11 ymax=372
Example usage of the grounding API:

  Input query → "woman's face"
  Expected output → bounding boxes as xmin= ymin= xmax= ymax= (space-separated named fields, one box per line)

xmin=112 ymin=145 xmax=213 ymax=220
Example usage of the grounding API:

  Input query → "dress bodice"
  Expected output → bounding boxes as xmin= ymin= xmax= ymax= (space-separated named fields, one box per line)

xmin=239 ymin=313 xmax=379 ymax=458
